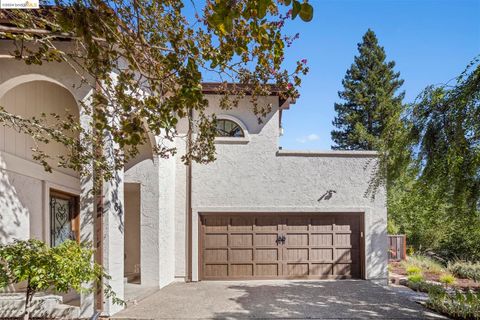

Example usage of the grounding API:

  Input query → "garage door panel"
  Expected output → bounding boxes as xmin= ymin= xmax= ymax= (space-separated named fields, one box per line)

xmin=231 ymin=264 xmax=254 ymax=277
xmin=230 ymin=216 xmax=254 ymax=231
xmin=204 ymin=249 xmax=228 ymax=262
xmin=311 ymin=217 xmax=334 ymax=231
xmin=256 ymin=264 xmax=279 ymax=276
xmin=286 ymin=233 xmax=308 ymax=246
xmin=231 ymin=248 xmax=253 ymax=262
xmin=336 ymin=248 xmax=352 ymax=262
xmin=311 ymin=233 xmax=333 ymax=246
xmin=311 ymin=248 xmax=333 ymax=261
xmin=335 ymin=216 xmax=358 ymax=231
xmin=204 ymin=264 xmax=228 ymax=277
xmin=256 ymin=248 xmax=278 ymax=261
xmin=201 ymin=213 xmax=362 ymax=280
xmin=287 ymin=248 xmax=309 ymax=261
xmin=311 ymin=263 xmax=333 ymax=276
xmin=285 ymin=217 xmax=309 ymax=231
xmin=230 ymin=233 xmax=253 ymax=247
xmin=335 ymin=233 xmax=352 ymax=246
xmin=204 ymin=216 xmax=229 ymax=231
xmin=334 ymin=263 xmax=352 ymax=276
xmin=255 ymin=217 xmax=282 ymax=231
xmin=287 ymin=263 xmax=309 ymax=276
xmin=255 ymin=233 xmax=278 ymax=246
xmin=205 ymin=234 xmax=228 ymax=247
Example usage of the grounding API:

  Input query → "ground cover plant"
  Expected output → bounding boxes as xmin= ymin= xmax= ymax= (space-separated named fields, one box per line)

xmin=427 ymin=287 xmax=480 ymax=320
xmin=402 ymin=255 xmax=446 ymax=275
xmin=449 ymin=261 xmax=480 ymax=283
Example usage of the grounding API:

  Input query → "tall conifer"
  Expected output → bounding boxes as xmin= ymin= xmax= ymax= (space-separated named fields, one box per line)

xmin=331 ymin=29 xmax=405 ymax=150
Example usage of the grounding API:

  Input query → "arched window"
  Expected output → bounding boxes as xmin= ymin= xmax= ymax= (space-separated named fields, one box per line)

xmin=215 ymin=119 xmax=245 ymax=137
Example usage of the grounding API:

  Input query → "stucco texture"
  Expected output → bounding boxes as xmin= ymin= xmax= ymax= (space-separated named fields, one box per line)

xmin=174 ymin=95 xmax=387 ymax=282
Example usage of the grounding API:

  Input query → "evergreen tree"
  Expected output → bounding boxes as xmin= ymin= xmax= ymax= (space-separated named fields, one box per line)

xmin=331 ymin=29 xmax=405 ymax=151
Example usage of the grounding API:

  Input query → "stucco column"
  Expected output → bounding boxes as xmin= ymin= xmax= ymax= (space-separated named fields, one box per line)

xmin=157 ymin=149 xmax=176 ymax=288
xmin=79 ymin=97 xmax=95 ymax=318
xmin=140 ymin=158 xmax=160 ymax=286
xmin=101 ymin=132 xmax=125 ymax=316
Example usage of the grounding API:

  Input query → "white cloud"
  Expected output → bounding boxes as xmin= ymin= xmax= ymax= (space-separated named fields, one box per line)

xmin=296 ymin=133 xmax=320 ymax=144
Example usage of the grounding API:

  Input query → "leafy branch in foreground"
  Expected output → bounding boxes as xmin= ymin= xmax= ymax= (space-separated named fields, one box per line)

xmin=0 ymin=0 xmax=313 ymax=188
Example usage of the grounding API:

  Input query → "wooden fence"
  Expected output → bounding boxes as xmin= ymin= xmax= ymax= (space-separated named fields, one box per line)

xmin=388 ymin=234 xmax=407 ymax=261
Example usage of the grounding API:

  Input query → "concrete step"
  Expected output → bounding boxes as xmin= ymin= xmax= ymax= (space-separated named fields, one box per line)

xmin=50 ymin=304 xmax=80 ymax=319
xmin=0 ymin=292 xmax=79 ymax=318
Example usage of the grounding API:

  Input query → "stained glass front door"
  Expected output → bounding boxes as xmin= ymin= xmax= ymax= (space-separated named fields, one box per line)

xmin=50 ymin=191 xmax=78 ymax=246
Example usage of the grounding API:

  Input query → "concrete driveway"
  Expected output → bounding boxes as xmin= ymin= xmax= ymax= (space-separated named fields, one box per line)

xmin=112 ymin=280 xmax=445 ymax=319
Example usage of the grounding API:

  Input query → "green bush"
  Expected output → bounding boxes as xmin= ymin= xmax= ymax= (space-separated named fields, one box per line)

xmin=406 ymin=265 xmax=422 ymax=275
xmin=439 ymin=274 xmax=456 ymax=286
xmin=408 ymin=273 xmax=424 ymax=284
xmin=448 ymin=261 xmax=480 ymax=282
xmin=427 ymin=289 xmax=480 ymax=319
xmin=0 ymin=239 xmax=122 ymax=319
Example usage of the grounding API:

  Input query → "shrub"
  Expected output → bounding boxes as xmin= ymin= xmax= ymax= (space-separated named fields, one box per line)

xmin=406 ymin=265 xmax=422 ymax=275
xmin=448 ymin=261 xmax=480 ymax=282
xmin=427 ymin=289 xmax=480 ymax=319
xmin=404 ymin=254 xmax=445 ymax=275
xmin=407 ymin=246 xmax=415 ymax=256
xmin=0 ymin=239 xmax=122 ymax=320
xmin=439 ymin=274 xmax=456 ymax=286
xmin=408 ymin=273 xmax=424 ymax=284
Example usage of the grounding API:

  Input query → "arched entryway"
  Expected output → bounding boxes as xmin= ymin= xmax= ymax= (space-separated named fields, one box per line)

xmin=0 ymin=78 xmax=82 ymax=306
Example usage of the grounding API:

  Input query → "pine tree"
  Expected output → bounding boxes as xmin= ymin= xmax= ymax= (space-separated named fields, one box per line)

xmin=331 ymin=29 xmax=405 ymax=151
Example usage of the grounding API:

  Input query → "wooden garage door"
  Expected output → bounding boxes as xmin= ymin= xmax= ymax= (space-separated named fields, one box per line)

xmin=200 ymin=213 xmax=363 ymax=280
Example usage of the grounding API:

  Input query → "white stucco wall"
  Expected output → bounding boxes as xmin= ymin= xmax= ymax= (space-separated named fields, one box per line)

xmin=0 ymin=79 xmax=82 ymax=245
xmin=0 ymin=81 xmax=79 ymax=177
xmin=0 ymin=168 xmax=41 ymax=243
xmin=125 ymin=153 xmax=176 ymax=288
xmin=174 ymin=95 xmax=388 ymax=283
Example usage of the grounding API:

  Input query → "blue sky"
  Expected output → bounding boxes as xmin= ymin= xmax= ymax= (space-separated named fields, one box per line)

xmin=277 ymin=0 xmax=480 ymax=150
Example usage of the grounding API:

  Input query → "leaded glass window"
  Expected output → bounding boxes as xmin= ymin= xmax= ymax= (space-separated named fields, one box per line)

xmin=215 ymin=119 xmax=245 ymax=137
xmin=50 ymin=192 xmax=78 ymax=246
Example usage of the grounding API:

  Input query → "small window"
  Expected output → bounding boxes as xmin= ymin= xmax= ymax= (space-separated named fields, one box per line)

xmin=50 ymin=190 xmax=79 ymax=246
xmin=216 ymin=119 xmax=245 ymax=137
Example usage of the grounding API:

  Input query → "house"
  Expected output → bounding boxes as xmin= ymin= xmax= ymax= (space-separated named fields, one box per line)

xmin=0 ymin=39 xmax=387 ymax=316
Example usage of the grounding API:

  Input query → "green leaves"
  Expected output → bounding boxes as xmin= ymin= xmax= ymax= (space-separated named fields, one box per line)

xmin=292 ymin=1 xmax=301 ymax=19
xmin=257 ymin=0 xmax=271 ymax=18
xmin=0 ymin=239 xmax=123 ymax=311
xmin=299 ymin=2 xmax=314 ymax=22
xmin=2 ymin=0 xmax=313 ymax=191
xmin=291 ymin=1 xmax=313 ymax=22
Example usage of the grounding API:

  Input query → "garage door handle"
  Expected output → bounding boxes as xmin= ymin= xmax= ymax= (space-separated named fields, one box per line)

xmin=276 ymin=235 xmax=286 ymax=245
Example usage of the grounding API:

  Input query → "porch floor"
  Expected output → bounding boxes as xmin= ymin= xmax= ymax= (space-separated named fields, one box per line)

xmin=124 ymin=281 xmax=159 ymax=306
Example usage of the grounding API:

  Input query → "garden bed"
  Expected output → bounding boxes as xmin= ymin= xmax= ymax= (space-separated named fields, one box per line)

xmin=390 ymin=261 xmax=480 ymax=291
xmin=390 ymin=256 xmax=480 ymax=319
